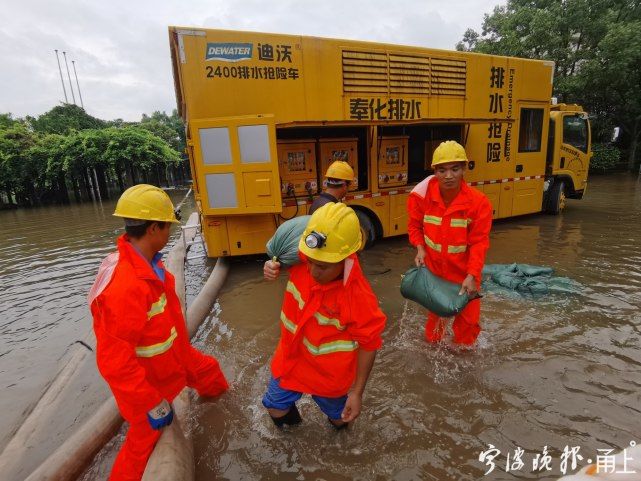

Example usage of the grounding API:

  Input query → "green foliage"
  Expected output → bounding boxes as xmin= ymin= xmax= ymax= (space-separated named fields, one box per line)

xmin=140 ymin=110 xmax=186 ymax=154
xmin=102 ymin=126 xmax=181 ymax=173
xmin=29 ymin=134 xmax=67 ymax=183
xmin=578 ymin=20 xmax=641 ymax=152
xmin=137 ymin=121 xmax=181 ymax=152
xmin=27 ymin=104 xmax=106 ymax=135
xmin=0 ymin=105 xmax=185 ymax=206
xmin=0 ymin=113 xmax=18 ymax=130
xmin=590 ymin=143 xmax=621 ymax=172
xmin=0 ymin=124 xmax=38 ymax=200
xmin=59 ymin=127 xmax=180 ymax=177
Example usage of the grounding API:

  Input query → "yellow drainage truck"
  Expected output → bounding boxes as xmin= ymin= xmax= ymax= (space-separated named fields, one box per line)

xmin=169 ymin=27 xmax=591 ymax=258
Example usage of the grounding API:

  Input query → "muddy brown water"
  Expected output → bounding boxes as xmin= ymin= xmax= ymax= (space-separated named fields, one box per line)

xmin=2 ymin=175 xmax=641 ymax=480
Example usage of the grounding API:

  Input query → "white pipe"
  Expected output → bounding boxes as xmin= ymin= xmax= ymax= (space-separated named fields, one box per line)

xmin=24 ymin=400 xmax=122 ymax=481
xmin=0 ymin=334 xmax=96 ymax=480
xmin=186 ymin=257 xmax=229 ymax=336
xmin=141 ymin=389 xmax=194 ymax=481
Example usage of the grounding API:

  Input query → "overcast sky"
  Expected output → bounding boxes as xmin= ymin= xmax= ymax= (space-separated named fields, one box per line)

xmin=0 ymin=0 xmax=502 ymax=122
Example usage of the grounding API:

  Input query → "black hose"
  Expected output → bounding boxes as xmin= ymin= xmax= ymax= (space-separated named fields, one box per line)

xmin=279 ymin=189 xmax=299 ymax=221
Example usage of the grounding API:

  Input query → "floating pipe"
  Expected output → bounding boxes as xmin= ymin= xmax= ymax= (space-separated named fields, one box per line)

xmin=0 ymin=334 xmax=97 ymax=480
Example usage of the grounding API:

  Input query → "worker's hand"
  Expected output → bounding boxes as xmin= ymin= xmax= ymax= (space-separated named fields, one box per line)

xmin=414 ymin=245 xmax=426 ymax=267
xmin=264 ymin=260 xmax=281 ymax=281
xmin=459 ymin=274 xmax=478 ymax=298
xmin=147 ymin=399 xmax=173 ymax=430
xmin=341 ymin=390 xmax=362 ymax=423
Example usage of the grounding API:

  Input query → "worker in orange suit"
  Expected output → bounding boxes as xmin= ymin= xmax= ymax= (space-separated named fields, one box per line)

xmin=407 ymin=141 xmax=493 ymax=345
xmin=262 ymin=202 xmax=387 ymax=429
xmin=88 ymin=184 xmax=228 ymax=481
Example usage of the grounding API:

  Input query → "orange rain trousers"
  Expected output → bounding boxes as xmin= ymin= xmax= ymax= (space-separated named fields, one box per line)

xmin=107 ymin=350 xmax=227 ymax=481
xmin=110 ymin=421 xmax=161 ymax=481
xmin=424 ymin=298 xmax=481 ymax=345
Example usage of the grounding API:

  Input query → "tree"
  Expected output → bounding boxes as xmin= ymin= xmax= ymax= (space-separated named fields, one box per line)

xmin=27 ymin=104 xmax=105 ymax=135
xmin=0 ymin=123 xmax=38 ymax=205
xmin=456 ymin=29 xmax=480 ymax=52
xmin=101 ymin=127 xmax=182 ymax=188
xmin=0 ymin=113 xmax=18 ymax=130
xmin=59 ymin=127 xmax=181 ymax=200
xmin=0 ymin=105 xmax=185 ymax=207
xmin=140 ymin=110 xmax=186 ymax=154
xmin=138 ymin=120 xmax=182 ymax=153
xmin=577 ymin=20 xmax=641 ymax=169
xmin=61 ymin=129 xmax=113 ymax=201
xmin=28 ymin=133 xmax=69 ymax=204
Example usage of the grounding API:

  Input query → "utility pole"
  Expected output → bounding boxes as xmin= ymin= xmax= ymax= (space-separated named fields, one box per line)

xmin=62 ymin=51 xmax=76 ymax=105
xmin=72 ymin=60 xmax=84 ymax=109
xmin=54 ymin=50 xmax=68 ymax=103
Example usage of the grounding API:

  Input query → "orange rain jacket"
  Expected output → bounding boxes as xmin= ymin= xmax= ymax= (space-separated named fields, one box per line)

xmin=271 ymin=254 xmax=387 ymax=398
xmin=407 ymin=176 xmax=493 ymax=285
xmin=89 ymin=235 xmax=228 ymax=423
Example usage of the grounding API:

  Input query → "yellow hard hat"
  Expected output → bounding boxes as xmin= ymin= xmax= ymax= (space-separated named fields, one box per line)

xmin=432 ymin=140 xmax=468 ymax=167
xmin=325 ymin=160 xmax=355 ymax=182
xmin=113 ymin=184 xmax=180 ymax=223
xmin=299 ymin=202 xmax=362 ymax=263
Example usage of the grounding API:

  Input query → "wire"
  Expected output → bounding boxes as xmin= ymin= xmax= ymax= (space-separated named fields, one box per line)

xmin=279 ymin=189 xmax=299 ymax=221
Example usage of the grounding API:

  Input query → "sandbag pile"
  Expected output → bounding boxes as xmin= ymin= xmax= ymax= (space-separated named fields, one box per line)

xmin=482 ymin=263 xmax=582 ymax=295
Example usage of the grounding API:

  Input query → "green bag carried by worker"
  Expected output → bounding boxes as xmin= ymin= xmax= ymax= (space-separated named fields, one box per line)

xmin=400 ymin=266 xmax=470 ymax=317
xmin=266 ymin=215 xmax=311 ymax=266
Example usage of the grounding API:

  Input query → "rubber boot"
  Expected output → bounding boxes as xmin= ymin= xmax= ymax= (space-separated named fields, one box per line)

xmin=327 ymin=417 xmax=348 ymax=430
xmin=271 ymin=404 xmax=302 ymax=427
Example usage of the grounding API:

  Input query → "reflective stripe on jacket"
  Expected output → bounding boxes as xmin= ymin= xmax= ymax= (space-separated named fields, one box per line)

xmin=407 ymin=176 xmax=492 ymax=284
xmin=89 ymin=234 xmax=221 ymax=422
xmin=271 ymin=254 xmax=386 ymax=398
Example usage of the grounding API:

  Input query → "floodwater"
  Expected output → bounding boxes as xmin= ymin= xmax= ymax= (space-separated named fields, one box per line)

xmin=2 ymin=175 xmax=641 ymax=480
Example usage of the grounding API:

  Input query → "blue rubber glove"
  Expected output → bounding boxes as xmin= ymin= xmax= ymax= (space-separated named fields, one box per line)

xmin=146 ymin=399 xmax=174 ymax=430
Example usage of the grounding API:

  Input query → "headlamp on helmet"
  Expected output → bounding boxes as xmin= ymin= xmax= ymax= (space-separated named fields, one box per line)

xmin=304 ymin=231 xmax=327 ymax=249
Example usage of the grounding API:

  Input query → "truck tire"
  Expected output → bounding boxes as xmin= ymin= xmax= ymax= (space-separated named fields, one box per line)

xmin=546 ymin=180 xmax=566 ymax=214
xmin=355 ymin=210 xmax=376 ymax=250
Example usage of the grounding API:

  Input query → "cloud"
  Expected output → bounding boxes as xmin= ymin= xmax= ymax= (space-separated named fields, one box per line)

xmin=0 ymin=0 xmax=498 ymax=121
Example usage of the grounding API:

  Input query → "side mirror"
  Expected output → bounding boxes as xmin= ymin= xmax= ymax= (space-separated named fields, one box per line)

xmin=611 ymin=127 xmax=620 ymax=143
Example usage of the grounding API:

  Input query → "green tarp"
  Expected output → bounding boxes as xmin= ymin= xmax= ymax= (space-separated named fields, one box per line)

xmin=266 ymin=215 xmax=310 ymax=266
xmin=481 ymin=263 xmax=582 ymax=296
xmin=400 ymin=266 xmax=470 ymax=317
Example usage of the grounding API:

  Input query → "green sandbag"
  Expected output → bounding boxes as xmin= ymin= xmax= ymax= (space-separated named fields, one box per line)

xmin=519 ymin=264 xmax=554 ymax=277
xmin=491 ymin=272 xmax=526 ymax=291
xmin=266 ymin=215 xmax=311 ymax=266
xmin=400 ymin=266 xmax=470 ymax=317
xmin=482 ymin=263 xmax=553 ymax=277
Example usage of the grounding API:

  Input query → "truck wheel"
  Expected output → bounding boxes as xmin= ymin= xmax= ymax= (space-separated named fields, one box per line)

xmin=355 ymin=210 xmax=376 ymax=250
xmin=546 ymin=180 xmax=566 ymax=214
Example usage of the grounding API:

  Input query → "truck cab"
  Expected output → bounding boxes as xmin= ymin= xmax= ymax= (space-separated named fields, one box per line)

xmin=544 ymin=103 xmax=592 ymax=213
